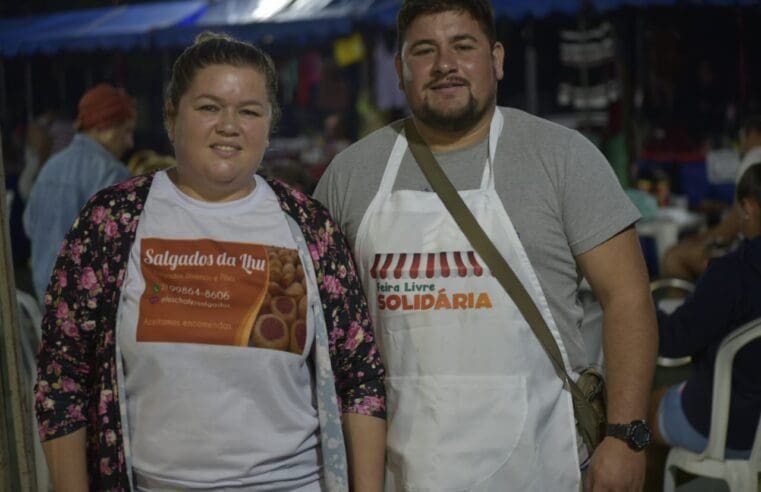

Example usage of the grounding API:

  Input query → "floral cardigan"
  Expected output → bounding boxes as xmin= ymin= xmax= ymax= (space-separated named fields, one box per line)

xmin=35 ymin=173 xmax=385 ymax=491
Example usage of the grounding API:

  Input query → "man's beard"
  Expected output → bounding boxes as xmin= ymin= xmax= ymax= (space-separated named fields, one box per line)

xmin=413 ymin=89 xmax=495 ymax=133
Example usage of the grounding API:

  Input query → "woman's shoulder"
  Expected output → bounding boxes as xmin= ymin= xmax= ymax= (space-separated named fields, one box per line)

xmin=264 ymin=175 xmax=330 ymax=219
xmin=86 ymin=173 xmax=154 ymax=209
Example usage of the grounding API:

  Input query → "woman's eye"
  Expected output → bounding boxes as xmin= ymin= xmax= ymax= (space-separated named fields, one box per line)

xmin=240 ymin=109 xmax=261 ymax=117
xmin=198 ymin=104 xmax=218 ymax=112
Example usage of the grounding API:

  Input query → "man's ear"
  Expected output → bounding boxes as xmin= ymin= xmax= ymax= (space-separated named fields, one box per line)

xmin=492 ymin=41 xmax=505 ymax=81
xmin=741 ymin=197 xmax=761 ymax=220
xmin=164 ymin=102 xmax=176 ymax=142
xmin=394 ymin=53 xmax=404 ymax=91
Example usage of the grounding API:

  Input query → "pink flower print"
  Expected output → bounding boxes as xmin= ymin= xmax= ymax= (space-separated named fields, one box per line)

xmin=105 ymin=429 xmax=117 ymax=446
xmin=344 ymin=321 xmax=364 ymax=351
xmin=322 ymin=275 xmax=345 ymax=297
xmin=329 ymin=327 xmax=345 ymax=347
xmin=309 ymin=244 xmax=321 ymax=262
xmin=55 ymin=301 xmax=69 ymax=320
xmin=61 ymin=320 xmax=79 ymax=339
xmin=292 ymin=189 xmax=308 ymax=204
xmin=98 ymin=390 xmax=114 ymax=415
xmin=82 ymin=320 xmax=96 ymax=332
xmin=91 ymin=206 xmax=107 ymax=225
xmin=68 ymin=240 xmax=83 ymax=264
xmin=66 ymin=403 xmax=85 ymax=421
xmin=37 ymin=421 xmax=50 ymax=440
xmin=49 ymin=360 xmax=62 ymax=374
xmin=363 ymin=395 xmax=384 ymax=410
xmin=56 ymin=270 xmax=68 ymax=288
xmin=119 ymin=212 xmax=132 ymax=226
xmin=35 ymin=381 xmax=49 ymax=401
xmin=80 ymin=267 xmax=99 ymax=290
xmin=104 ymin=220 xmax=118 ymax=238
xmin=100 ymin=458 xmax=112 ymax=476
xmin=337 ymin=264 xmax=347 ymax=279
xmin=61 ymin=377 xmax=77 ymax=392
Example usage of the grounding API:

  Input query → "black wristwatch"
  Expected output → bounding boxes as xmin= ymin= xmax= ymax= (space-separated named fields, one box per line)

xmin=605 ymin=420 xmax=652 ymax=451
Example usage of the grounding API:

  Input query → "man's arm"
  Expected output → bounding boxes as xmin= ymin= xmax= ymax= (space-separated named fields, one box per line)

xmin=576 ymin=226 xmax=658 ymax=491
xmin=342 ymin=414 xmax=386 ymax=492
xmin=42 ymin=427 xmax=88 ymax=492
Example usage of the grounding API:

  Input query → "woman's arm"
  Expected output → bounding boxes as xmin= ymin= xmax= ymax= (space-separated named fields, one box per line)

xmin=342 ymin=413 xmax=386 ymax=492
xmin=42 ymin=427 xmax=88 ymax=492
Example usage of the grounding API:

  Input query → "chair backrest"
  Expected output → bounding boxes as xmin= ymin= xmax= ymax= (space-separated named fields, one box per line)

xmin=701 ymin=316 xmax=761 ymax=462
xmin=650 ymin=278 xmax=695 ymax=367
xmin=15 ymin=289 xmax=42 ymax=380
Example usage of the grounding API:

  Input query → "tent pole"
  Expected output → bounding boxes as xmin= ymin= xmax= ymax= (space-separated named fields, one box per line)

xmin=523 ymin=20 xmax=538 ymax=115
xmin=0 ymin=59 xmax=7 ymax=124
xmin=24 ymin=60 xmax=33 ymax=122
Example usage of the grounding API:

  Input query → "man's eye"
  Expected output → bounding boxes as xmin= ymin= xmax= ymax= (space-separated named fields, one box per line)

xmin=198 ymin=105 xmax=218 ymax=112
xmin=455 ymin=44 xmax=475 ymax=51
xmin=412 ymin=48 xmax=434 ymax=56
xmin=240 ymin=109 xmax=261 ymax=117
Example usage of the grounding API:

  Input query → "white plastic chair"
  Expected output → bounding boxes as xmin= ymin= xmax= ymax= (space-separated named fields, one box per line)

xmin=651 ymin=278 xmax=695 ymax=368
xmin=663 ymin=317 xmax=761 ymax=492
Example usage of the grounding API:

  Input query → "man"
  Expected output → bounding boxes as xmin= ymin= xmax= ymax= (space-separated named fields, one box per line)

xmin=24 ymin=83 xmax=135 ymax=302
xmin=314 ymin=1 xmax=657 ymax=490
xmin=661 ymin=115 xmax=761 ymax=281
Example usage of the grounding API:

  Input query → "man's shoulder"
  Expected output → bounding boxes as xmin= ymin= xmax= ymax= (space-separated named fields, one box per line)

xmin=330 ymin=121 xmax=403 ymax=169
xmin=498 ymin=106 xmax=579 ymax=142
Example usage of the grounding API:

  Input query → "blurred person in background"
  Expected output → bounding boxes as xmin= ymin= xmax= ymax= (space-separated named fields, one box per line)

xmin=23 ymin=83 xmax=135 ymax=303
xmin=661 ymin=115 xmax=761 ymax=281
xmin=649 ymin=162 xmax=761 ymax=460
xmin=18 ymin=109 xmax=75 ymax=201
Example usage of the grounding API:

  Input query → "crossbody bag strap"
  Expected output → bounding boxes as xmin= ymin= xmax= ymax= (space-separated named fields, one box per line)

xmin=404 ymin=118 xmax=586 ymax=400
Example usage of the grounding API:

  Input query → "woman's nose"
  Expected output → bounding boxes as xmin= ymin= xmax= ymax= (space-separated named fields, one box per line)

xmin=215 ymin=109 xmax=238 ymax=134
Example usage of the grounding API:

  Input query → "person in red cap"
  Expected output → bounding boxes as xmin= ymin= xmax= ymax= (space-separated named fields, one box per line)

xmin=23 ymin=83 xmax=136 ymax=303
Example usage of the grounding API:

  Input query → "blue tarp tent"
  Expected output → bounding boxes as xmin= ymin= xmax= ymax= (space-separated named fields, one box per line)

xmin=1 ymin=0 xmax=757 ymax=56
xmin=0 ymin=1 xmax=207 ymax=56
xmin=153 ymin=0 xmax=382 ymax=49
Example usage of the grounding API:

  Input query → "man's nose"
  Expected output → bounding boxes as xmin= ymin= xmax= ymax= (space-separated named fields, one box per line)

xmin=433 ymin=50 xmax=457 ymax=75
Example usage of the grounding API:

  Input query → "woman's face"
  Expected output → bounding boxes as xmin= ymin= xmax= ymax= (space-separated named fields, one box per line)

xmin=166 ymin=64 xmax=272 ymax=202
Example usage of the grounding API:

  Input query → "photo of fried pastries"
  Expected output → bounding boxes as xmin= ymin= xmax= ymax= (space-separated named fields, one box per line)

xmin=248 ymin=246 xmax=308 ymax=355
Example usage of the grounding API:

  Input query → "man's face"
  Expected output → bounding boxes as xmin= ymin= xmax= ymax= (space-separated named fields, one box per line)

xmin=396 ymin=10 xmax=504 ymax=133
xmin=740 ymin=128 xmax=761 ymax=155
xmin=103 ymin=118 xmax=136 ymax=159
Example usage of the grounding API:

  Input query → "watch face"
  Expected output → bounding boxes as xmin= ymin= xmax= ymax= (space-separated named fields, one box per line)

xmin=630 ymin=422 xmax=652 ymax=450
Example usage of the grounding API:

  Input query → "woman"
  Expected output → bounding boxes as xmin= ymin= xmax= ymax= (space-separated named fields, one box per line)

xmin=650 ymin=162 xmax=761 ymax=458
xmin=35 ymin=33 xmax=385 ymax=491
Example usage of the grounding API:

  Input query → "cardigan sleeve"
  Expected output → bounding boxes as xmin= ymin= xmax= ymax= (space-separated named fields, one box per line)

xmin=321 ymin=217 xmax=386 ymax=418
xmin=35 ymin=198 xmax=111 ymax=440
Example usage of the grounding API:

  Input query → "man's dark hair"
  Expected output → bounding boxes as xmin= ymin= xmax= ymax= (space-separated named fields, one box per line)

xmin=737 ymin=163 xmax=761 ymax=205
xmin=396 ymin=0 xmax=497 ymax=51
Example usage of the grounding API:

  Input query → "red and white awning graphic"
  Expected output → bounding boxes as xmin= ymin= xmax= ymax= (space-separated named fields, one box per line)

xmin=369 ymin=251 xmax=486 ymax=279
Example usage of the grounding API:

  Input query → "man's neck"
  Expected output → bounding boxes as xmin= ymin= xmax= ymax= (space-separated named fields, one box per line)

xmin=413 ymin=107 xmax=496 ymax=153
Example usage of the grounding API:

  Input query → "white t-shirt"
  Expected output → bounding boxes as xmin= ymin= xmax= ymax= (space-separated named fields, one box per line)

xmin=117 ymin=171 xmax=321 ymax=491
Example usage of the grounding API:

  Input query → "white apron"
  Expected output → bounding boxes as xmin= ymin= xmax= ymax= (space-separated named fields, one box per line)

xmin=354 ymin=111 xmax=581 ymax=491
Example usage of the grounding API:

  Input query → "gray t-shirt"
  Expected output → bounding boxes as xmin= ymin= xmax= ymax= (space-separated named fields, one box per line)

xmin=314 ymin=107 xmax=640 ymax=372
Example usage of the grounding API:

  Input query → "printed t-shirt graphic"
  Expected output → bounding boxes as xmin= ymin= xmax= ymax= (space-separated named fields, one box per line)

xmin=370 ymin=250 xmax=494 ymax=312
xmin=137 ymin=238 xmax=308 ymax=354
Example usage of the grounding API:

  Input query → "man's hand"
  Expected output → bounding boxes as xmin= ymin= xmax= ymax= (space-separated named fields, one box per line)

xmin=586 ymin=437 xmax=646 ymax=492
